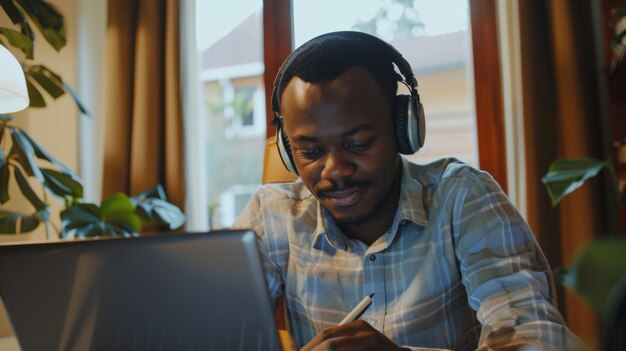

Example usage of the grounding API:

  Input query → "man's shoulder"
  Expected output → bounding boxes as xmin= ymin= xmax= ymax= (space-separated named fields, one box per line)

xmin=404 ymin=157 xmax=488 ymax=187
xmin=253 ymin=180 xmax=315 ymax=203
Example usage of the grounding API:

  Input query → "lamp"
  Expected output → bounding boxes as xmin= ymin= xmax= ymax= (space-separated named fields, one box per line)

xmin=0 ymin=44 xmax=29 ymax=113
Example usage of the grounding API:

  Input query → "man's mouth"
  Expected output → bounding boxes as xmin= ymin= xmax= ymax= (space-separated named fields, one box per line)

xmin=321 ymin=187 xmax=365 ymax=207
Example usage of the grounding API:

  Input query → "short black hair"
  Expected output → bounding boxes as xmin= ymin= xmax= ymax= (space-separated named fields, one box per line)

xmin=274 ymin=32 xmax=401 ymax=114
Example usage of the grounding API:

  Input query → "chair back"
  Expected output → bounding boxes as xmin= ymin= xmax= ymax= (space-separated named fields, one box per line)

xmin=263 ymin=136 xmax=297 ymax=184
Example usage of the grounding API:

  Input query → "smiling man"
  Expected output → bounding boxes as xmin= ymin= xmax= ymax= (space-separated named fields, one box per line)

xmin=235 ymin=31 xmax=581 ymax=351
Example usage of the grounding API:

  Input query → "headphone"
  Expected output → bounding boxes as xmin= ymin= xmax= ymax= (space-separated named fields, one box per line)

xmin=270 ymin=31 xmax=426 ymax=175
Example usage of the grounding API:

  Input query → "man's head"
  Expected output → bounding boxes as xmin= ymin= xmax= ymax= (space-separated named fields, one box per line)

xmin=271 ymin=31 xmax=425 ymax=175
xmin=271 ymin=31 xmax=422 ymax=238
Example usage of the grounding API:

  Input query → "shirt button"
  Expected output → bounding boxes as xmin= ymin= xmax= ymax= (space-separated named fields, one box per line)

xmin=369 ymin=254 xmax=376 ymax=262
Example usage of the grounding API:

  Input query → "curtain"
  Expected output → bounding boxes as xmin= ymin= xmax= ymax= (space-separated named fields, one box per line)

xmin=518 ymin=0 xmax=616 ymax=345
xmin=102 ymin=0 xmax=185 ymax=210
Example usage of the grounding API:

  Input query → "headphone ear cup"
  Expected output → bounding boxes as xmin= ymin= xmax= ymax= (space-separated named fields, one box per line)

xmin=393 ymin=94 xmax=425 ymax=154
xmin=276 ymin=124 xmax=299 ymax=175
xmin=394 ymin=94 xmax=417 ymax=154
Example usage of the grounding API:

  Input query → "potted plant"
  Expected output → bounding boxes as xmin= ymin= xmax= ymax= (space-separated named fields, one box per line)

xmin=0 ymin=0 xmax=185 ymax=238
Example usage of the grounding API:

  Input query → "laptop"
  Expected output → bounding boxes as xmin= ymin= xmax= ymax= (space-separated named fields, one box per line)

xmin=0 ymin=230 xmax=282 ymax=351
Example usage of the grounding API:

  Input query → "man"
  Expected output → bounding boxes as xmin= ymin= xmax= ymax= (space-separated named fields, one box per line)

xmin=235 ymin=31 xmax=580 ymax=350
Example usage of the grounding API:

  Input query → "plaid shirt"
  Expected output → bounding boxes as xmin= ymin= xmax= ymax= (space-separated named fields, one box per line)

xmin=234 ymin=158 xmax=579 ymax=350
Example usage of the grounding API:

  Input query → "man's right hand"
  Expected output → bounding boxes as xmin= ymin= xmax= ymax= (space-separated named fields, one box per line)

xmin=300 ymin=320 xmax=411 ymax=351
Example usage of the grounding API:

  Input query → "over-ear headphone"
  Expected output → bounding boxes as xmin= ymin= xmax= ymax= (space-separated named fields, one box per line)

xmin=270 ymin=31 xmax=426 ymax=176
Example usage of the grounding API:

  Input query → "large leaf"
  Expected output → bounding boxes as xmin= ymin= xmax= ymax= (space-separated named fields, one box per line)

xmin=0 ymin=0 xmax=34 ymax=58
xmin=13 ymin=0 xmax=65 ymax=51
xmin=13 ymin=166 xmax=46 ymax=211
xmin=30 ymin=65 xmax=89 ymax=115
xmin=101 ymin=193 xmax=142 ymax=233
xmin=41 ymin=168 xmax=82 ymax=200
xmin=61 ymin=195 xmax=141 ymax=238
xmin=27 ymin=65 xmax=65 ymax=99
xmin=20 ymin=128 xmax=78 ymax=178
xmin=132 ymin=184 xmax=185 ymax=230
xmin=541 ymin=158 xmax=608 ymax=206
xmin=0 ymin=0 xmax=25 ymax=25
xmin=134 ymin=198 xmax=185 ymax=230
xmin=9 ymin=128 xmax=44 ymax=182
xmin=0 ymin=162 xmax=9 ymax=204
xmin=557 ymin=238 xmax=626 ymax=314
xmin=0 ymin=208 xmax=40 ymax=234
xmin=25 ymin=77 xmax=46 ymax=107
xmin=0 ymin=27 xmax=32 ymax=50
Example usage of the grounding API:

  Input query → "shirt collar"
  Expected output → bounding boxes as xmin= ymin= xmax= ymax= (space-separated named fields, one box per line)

xmin=311 ymin=157 xmax=429 ymax=251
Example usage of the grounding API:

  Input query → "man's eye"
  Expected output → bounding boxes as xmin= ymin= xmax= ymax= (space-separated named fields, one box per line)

xmin=346 ymin=141 xmax=372 ymax=152
xmin=299 ymin=149 xmax=322 ymax=160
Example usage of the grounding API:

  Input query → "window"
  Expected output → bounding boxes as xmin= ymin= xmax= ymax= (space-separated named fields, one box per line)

xmin=195 ymin=0 xmax=265 ymax=228
xmin=292 ymin=0 xmax=478 ymax=166
xmin=189 ymin=0 xmax=484 ymax=229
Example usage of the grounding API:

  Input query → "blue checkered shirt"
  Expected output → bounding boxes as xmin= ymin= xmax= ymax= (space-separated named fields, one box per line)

xmin=234 ymin=158 xmax=580 ymax=350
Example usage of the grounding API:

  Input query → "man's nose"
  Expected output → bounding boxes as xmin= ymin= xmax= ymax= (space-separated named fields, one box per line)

xmin=320 ymin=149 xmax=354 ymax=180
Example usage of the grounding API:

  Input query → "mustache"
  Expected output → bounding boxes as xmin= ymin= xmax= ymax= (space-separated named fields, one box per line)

xmin=315 ymin=178 xmax=372 ymax=198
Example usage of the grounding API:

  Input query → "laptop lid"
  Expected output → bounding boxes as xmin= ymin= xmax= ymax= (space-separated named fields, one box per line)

xmin=0 ymin=230 xmax=281 ymax=351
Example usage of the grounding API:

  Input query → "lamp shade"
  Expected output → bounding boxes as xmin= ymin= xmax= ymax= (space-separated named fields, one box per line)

xmin=0 ymin=45 xmax=29 ymax=113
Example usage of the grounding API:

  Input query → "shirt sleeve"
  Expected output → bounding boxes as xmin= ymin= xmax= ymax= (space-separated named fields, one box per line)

xmin=449 ymin=170 xmax=583 ymax=350
xmin=233 ymin=187 xmax=285 ymax=307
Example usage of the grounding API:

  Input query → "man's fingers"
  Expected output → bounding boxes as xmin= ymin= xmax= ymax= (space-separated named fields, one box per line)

xmin=301 ymin=321 xmax=377 ymax=351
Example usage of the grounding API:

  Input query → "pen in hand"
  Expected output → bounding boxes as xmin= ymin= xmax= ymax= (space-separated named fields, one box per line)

xmin=337 ymin=293 xmax=374 ymax=326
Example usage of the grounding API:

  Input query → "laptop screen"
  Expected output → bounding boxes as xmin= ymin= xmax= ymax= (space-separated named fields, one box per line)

xmin=0 ymin=230 xmax=281 ymax=351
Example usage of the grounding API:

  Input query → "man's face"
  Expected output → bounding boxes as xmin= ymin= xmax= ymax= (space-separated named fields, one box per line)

xmin=280 ymin=66 xmax=401 ymax=229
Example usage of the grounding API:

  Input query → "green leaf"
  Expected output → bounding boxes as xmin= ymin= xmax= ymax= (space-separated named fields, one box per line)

xmin=27 ymin=66 xmax=65 ymax=99
xmin=0 ymin=27 xmax=32 ymax=51
xmin=62 ymin=81 xmax=89 ymax=115
xmin=61 ymin=196 xmax=141 ymax=238
xmin=132 ymin=184 xmax=168 ymax=202
xmin=101 ymin=193 xmax=142 ymax=233
xmin=41 ymin=168 xmax=83 ymax=200
xmin=541 ymin=158 xmax=608 ymax=206
xmin=30 ymin=65 xmax=89 ymax=114
xmin=0 ymin=0 xmax=35 ymax=58
xmin=19 ymin=130 xmax=78 ymax=178
xmin=25 ymin=77 xmax=46 ymax=108
xmin=558 ymin=238 xmax=626 ymax=314
xmin=0 ymin=208 xmax=40 ymax=234
xmin=132 ymin=184 xmax=185 ymax=230
xmin=13 ymin=166 xmax=46 ymax=211
xmin=0 ymin=162 xmax=9 ymax=204
xmin=9 ymin=129 xmax=44 ymax=182
xmin=60 ymin=202 xmax=100 ymax=230
xmin=14 ymin=0 xmax=66 ymax=51
xmin=101 ymin=192 xmax=135 ymax=218
xmin=135 ymin=198 xmax=185 ymax=230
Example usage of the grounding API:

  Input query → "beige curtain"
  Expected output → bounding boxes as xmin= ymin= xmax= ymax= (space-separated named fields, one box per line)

xmin=519 ymin=0 xmax=617 ymax=345
xmin=102 ymin=0 xmax=184 ymax=210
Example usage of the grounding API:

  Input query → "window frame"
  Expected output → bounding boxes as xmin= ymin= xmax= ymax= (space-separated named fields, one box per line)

xmin=261 ymin=0 xmax=508 ymax=190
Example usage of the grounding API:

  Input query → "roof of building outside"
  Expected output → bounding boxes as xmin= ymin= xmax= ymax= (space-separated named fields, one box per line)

xmin=201 ymin=10 xmax=469 ymax=74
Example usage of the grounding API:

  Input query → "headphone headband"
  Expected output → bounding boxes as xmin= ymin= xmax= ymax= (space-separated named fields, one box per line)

xmin=271 ymin=31 xmax=417 ymax=117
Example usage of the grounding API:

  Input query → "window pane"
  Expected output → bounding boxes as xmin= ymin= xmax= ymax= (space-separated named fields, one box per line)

xmin=196 ymin=0 xmax=265 ymax=228
xmin=293 ymin=0 xmax=477 ymax=166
